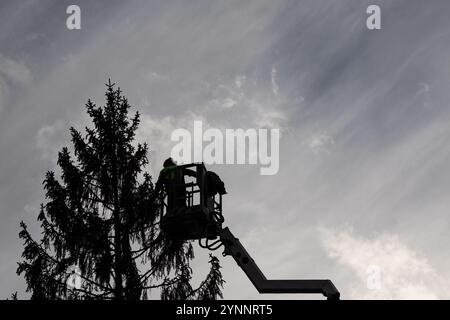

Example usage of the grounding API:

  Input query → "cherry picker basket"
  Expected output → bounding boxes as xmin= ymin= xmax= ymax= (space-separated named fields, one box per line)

xmin=159 ymin=163 xmax=223 ymax=240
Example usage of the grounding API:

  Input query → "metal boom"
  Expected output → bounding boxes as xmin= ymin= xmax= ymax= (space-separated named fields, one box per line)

xmin=219 ymin=227 xmax=340 ymax=300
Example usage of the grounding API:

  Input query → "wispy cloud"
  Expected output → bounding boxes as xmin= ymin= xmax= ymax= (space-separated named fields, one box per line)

xmin=305 ymin=131 xmax=335 ymax=155
xmin=0 ymin=54 xmax=32 ymax=113
xmin=0 ymin=54 xmax=32 ymax=85
xmin=203 ymin=73 xmax=291 ymax=130
xmin=35 ymin=121 xmax=66 ymax=161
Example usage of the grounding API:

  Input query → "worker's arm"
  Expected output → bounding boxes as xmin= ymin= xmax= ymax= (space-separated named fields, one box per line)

xmin=183 ymin=168 xmax=197 ymax=177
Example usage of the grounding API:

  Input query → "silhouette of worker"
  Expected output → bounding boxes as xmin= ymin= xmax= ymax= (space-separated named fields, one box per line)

xmin=157 ymin=158 xmax=197 ymax=213
xmin=157 ymin=158 xmax=181 ymax=212
xmin=205 ymin=171 xmax=227 ymax=197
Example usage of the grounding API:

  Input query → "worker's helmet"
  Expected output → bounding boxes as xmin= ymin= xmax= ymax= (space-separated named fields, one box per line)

xmin=163 ymin=157 xmax=176 ymax=168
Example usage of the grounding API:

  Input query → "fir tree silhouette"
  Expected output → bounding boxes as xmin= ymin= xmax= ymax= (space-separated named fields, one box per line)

xmin=17 ymin=80 xmax=224 ymax=300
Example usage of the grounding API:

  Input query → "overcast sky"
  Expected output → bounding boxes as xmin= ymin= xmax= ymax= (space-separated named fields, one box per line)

xmin=2 ymin=0 xmax=450 ymax=299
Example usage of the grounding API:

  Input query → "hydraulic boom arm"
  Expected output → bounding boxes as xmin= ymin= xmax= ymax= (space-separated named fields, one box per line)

xmin=219 ymin=227 xmax=340 ymax=300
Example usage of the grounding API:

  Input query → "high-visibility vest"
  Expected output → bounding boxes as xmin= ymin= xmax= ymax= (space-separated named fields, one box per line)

xmin=160 ymin=165 xmax=178 ymax=180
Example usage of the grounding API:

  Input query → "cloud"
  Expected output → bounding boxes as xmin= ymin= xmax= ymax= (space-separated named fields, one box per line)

xmin=0 ymin=54 xmax=32 ymax=113
xmin=204 ymin=73 xmax=291 ymax=130
xmin=36 ymin=121 xmax=66 ymax=160
xmin=416 ymin=82 xmax=431 ymax=95
xmin=221 ymin=97 xmax=237 ymax=109
xmin=305 ymin=131 xmax=334 ymax=155
xmin=235 ymin=75 xmax=246 ymax=89
xmin=145 ymin=71 xmax=171 ymax=83
xmin=415 ymin=82 xmax=432 ymax=109
xmin=320 ymin=227 xmax=447 ymax=299
xmin=0 ymin=54 xmax=32 ymax=85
